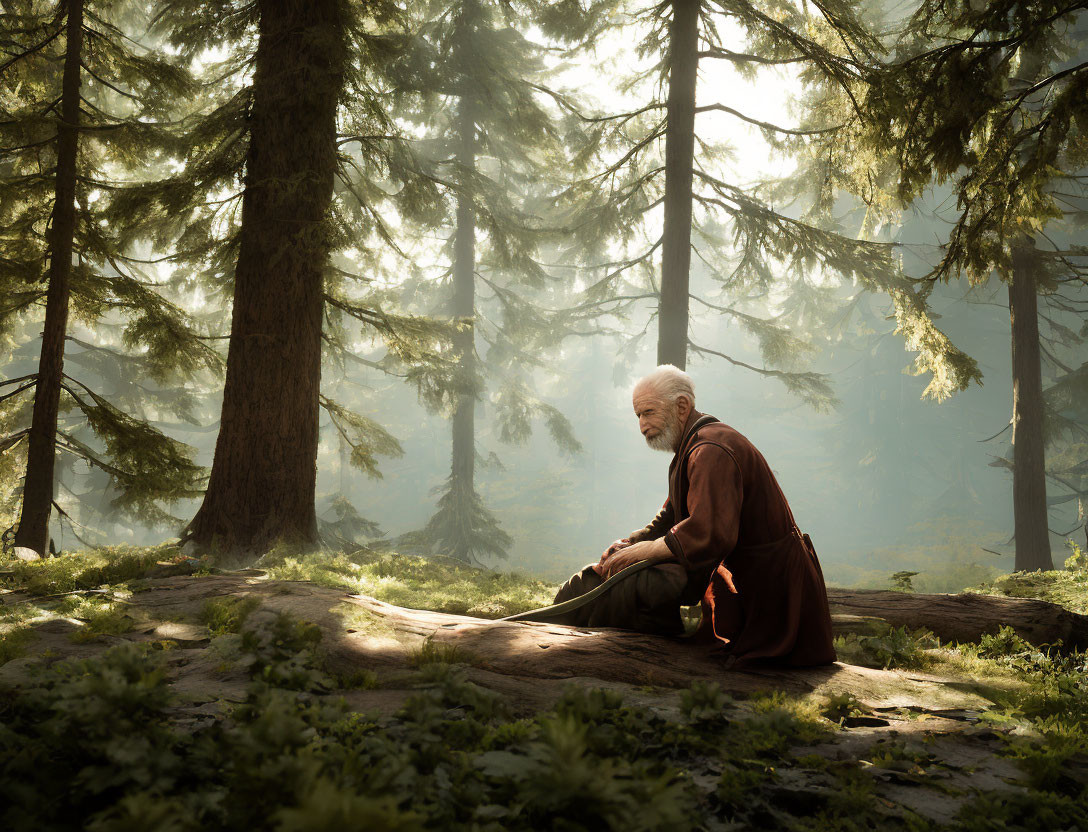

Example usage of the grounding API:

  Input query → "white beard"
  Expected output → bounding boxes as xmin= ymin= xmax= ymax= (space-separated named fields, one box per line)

xmin=645 ymin=407 xmax=682 ymax=453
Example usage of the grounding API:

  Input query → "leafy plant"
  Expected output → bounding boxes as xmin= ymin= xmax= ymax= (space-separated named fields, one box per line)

xmin=1065 ymin=541 xmax=1088 ymax=574
xmin=890 ymin=570 xmax=919 ymax=592
xmin=834 ymin=623 xmax=936 ymax=670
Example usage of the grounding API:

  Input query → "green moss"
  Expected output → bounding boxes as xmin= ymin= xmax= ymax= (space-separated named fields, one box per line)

xmin=332 ymin=602 xmax=398 ymax=639
xmin=969 ymin=551 xmax=1088 ymax=615
xmin=821 ymin=692 xmax=864 ymax=723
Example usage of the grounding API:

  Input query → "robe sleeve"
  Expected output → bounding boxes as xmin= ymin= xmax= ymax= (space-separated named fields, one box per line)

xmin=628 ymin=500 xmax=675 ymax=543
xmin=664 ymin=443 xmax=741 ymax=571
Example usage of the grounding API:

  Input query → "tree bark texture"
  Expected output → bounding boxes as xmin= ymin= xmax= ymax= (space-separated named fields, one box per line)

xmin=448 ymin=93 xmax=479 ymax=562
xmin=826 ymin=587 xmax=1086 ymax=651
xmin=1008 ymin=243 xmax=1053 ymax=571
xmin=656 ymin=0 xmax=700 ymax=369
xmin=14 ymin=0 xmax=83 ymax=556
xmin=184 ymin=0 xmax=345 ymax=560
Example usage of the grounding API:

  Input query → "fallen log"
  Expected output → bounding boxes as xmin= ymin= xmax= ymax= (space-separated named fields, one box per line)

xmin=826 ymin=588 xmax=1088 ymax=651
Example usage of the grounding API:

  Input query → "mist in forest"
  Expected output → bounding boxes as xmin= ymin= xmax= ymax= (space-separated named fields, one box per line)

xmin=2 ymin=0 xmax=1085 ymax=592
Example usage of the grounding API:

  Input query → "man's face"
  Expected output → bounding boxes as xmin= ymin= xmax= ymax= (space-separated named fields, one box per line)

xmin=633 ymin=387 xmax=681 ymax=453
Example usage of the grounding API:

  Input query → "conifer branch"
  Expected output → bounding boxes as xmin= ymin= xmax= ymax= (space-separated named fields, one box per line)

xmin=55 ymin=427 xmax=125 ymax=478
xmin=0 ymin=428 xmax=30 ymax=454
xmin=0 ymin=380 xmax=36 ymax=405
xmin=0 ymin=24 xmax=62 ymax=76
xmin=694 ymin=103 xmax=842 ymax=136
xmin=526 ymin=81 xmax=663 ymax=125
xmin=697 ymin=47 xmax=805 ymax=65
xmin=581 ymin=121 xmax=666 ymax=184
xmin=78 ymin=61 xmax=140 ymax=102
xmin=688 ymin=339 xmax=838 ymax=409
xmin=0 ymin=373 xmax=38 ymax=388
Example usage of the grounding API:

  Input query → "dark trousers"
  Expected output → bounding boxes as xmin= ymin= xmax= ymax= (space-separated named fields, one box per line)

xmin=548 ymin=562 xmax=688 ymax=635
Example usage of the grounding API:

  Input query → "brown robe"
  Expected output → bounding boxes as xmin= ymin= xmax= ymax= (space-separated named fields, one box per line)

xmin=553 ymin=410 xmax=836 ymax=667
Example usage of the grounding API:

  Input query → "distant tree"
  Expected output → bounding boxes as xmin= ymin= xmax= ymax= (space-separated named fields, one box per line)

xmin=0 ymin=0 xmax=213 ymax=556
xmin=546 ymin=0 xmax=974 ymax=410
xmin=384 ymin=0 xmax=591 ymax=563
xmin=852 ymin=0 xmax=1088 ymax=571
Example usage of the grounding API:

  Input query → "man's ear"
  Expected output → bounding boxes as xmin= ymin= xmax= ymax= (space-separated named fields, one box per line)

xmin=676 ymin=395 xmax=692 ymax=420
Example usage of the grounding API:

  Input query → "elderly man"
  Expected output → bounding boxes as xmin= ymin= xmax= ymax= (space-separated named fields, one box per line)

xmin=549 ymin=365 xmax=836 ymax=667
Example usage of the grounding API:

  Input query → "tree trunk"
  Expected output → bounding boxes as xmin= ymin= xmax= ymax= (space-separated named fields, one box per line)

xmin=448 ymin=93 xmax=478 ymax=563
xmin=656 ymin=0 xmax=700 ymax=369
xmin=14 ymin=0 xmax=83 ymax=556
xmin=184 ymin=0 xmax=345 ymax=562
xmin=1008 ymin=242 xmax=1053 ymax=571
xmin=826 ymin=587 xmax=1086 ymax=651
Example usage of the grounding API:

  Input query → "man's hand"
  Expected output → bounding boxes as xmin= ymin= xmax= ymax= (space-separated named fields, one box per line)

xmin=593 ymin=538 xmax=630 ymax=576
xmin=603 ymin=538 xmax=631 ymax=558
xmin=597 ymin=537 xmax=673 ymax=578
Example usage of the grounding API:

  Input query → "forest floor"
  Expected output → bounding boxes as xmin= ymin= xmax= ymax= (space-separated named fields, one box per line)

xmin=2 ymin=545 xmax=1087 ymax=830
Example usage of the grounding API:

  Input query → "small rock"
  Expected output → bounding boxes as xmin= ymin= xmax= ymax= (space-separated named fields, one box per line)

xmin=0 ymin=657 xmax=40 ymax=687
xmin=13 ymin=547 xmax=40 ymax=562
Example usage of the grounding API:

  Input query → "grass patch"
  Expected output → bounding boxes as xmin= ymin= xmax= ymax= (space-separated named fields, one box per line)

xmin=3 ymin=543 xmax=182 ymax=597
xmin=329 ymin=667 xmax=380 ymax=690
xmin=201 ymin=596 xmax=262 ymax=636
xmin=0 ymin=625 xmax=34 ymax=665
xmin=406 ymin=636 xmax=476 ymax=669
xmin=67 ymin=598 xmax=138 ymax=643
xmin=263 ymin=550 xmax=556 ymax=618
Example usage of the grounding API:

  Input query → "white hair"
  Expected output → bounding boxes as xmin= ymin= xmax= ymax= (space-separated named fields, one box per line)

xmin=634 ymin=364 xmax=695 ymax=407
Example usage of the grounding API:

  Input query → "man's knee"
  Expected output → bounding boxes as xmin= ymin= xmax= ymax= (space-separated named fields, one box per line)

xmin=553 ymin=564 xmax=603 ymax=604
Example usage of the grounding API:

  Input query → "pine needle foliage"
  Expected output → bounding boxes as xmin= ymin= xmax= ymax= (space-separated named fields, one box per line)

xmin=138 ymin=0 xmax=462 ymax=410
xmin=0 ymin=0 xmax=215 ymax=545
xmin=553 ymin=0 xmax=980 ymax=406
xmin=835 ymin=2 xmax=1088 ymax=566
xmin=856 ymin=1 xmax=1088 ymax=286
xmin=385 ymin=0 xmax=592 ymax=562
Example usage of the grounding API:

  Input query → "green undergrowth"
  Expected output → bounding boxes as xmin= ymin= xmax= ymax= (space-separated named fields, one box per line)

xmin=0 ymin=626 xmax=33 ymax=664
xmin=970 ymin=570 xmax=1088 ymax=616
xmin=200 ymin=595 xmax=262 ymax=636
xmin=965 ymin=541 xmax=1088 ymax=614
xmin=4 ymin=609 xmax=1085 ymax=830
xmin=65 ymin=597 xmax=139 ymax=644
xmin=1 ymin=543 xmax=189 ymax=597
xmin=0 ymin=608 xmax=881 ymax=832
xmin=3 ymin=543 xmax=1088 ymax=827
xmin=834 ymin=622 xmax=939 ymax=670
xmin=262 ymin=549 xmax=557 ymax=618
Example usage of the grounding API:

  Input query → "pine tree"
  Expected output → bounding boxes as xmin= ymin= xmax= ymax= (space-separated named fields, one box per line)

xmin=131 ymin=0 xmax=459 ymax=562
xmin=849 ymin=0 xmax=1088 ymax=571
xmin=177 ymin=0 xmax=348 ymax=557
xmin=383 ymin=0 xmax=589 ymax=563
xmin=546 ymin=0 xmax=977 ymax=410
xmin=0 ymin=0 xmax=212 ymax=556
